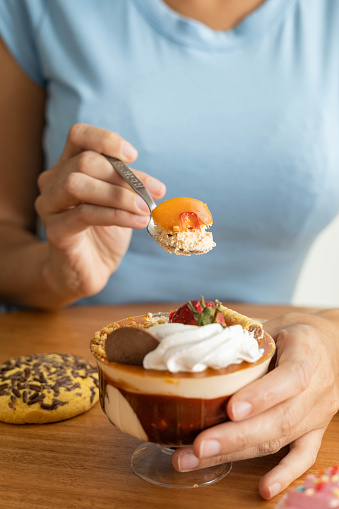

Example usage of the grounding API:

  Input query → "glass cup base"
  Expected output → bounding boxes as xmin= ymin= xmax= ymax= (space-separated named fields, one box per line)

xmin=131 ymin=442 xmax=232 ymax=489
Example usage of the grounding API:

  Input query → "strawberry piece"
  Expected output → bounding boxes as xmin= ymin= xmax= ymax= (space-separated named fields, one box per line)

xmin=179 ymin=212 xmax=203 ymax=231
xmin=169 ymin=296 xmax=225 ymax=326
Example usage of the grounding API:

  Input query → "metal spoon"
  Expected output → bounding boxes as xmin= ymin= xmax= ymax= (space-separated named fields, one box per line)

xmin=105 ymin=156 xmax=212 ymax=255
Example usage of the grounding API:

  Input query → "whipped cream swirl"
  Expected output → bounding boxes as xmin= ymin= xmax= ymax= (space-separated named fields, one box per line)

xmin=143 ymin=323 xmax=264 ymax=373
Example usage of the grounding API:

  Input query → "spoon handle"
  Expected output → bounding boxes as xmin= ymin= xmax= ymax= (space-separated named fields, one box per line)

xmin=105 ymin=156 xmax=156 ymax=212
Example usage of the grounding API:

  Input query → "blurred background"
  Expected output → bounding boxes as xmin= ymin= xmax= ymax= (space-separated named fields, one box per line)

xmin=293 ymin=214 xmax=339 ymax=307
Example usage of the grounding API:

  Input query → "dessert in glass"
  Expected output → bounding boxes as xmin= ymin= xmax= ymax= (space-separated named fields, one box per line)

xmin=90 ymin=298 xmax=276 ymax=488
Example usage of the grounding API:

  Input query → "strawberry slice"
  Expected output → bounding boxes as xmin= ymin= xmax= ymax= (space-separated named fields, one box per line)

xmin=179 ymin=212 xmax=203 ymax=231
xmin=169 ymin=296 xmax=225 ymax=326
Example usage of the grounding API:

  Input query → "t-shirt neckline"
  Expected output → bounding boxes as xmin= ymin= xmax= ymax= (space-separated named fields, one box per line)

xmin=132 ymin=0 xmax=294 ymax=51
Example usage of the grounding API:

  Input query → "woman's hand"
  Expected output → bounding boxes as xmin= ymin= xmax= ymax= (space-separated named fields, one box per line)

xmin=35 ymin=123 xmax=166 ymax=305
xmin=172 ymin=311 xmax=339 ymax=499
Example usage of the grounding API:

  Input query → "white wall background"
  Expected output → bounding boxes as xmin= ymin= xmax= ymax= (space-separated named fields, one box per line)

xmin=293 ymin=215 xmax=339 ymax=308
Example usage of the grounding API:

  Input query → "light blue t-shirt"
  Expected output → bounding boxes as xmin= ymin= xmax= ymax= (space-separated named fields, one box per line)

xmin=1 ymin=0 xmax=339 ymax=305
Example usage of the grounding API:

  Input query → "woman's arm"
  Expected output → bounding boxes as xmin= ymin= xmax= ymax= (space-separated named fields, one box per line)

xmin=0 ymin=39 xmax=166 ymax=309
xmin=0 ymin=37 xmax=50 ymax=307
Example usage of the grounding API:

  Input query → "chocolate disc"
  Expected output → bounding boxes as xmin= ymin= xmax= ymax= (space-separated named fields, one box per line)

xmin=105 ymin=327 xmax=159 ymax=365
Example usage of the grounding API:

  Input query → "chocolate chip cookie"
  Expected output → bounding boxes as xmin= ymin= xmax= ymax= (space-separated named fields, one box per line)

xmin=0 ymin=353 xmax=99 ymax=424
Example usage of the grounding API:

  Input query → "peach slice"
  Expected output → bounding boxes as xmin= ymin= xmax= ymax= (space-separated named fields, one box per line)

xmin=151 ymin=197 xmax=213 ymax=232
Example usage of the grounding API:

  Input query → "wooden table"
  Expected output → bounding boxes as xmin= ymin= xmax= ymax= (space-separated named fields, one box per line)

xmin=0 ymin=302 xmax=338 ymax=509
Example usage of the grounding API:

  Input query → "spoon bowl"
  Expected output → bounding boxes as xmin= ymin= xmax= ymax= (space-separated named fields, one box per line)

xmin=105 ymin=156 xmax=210 ymax=255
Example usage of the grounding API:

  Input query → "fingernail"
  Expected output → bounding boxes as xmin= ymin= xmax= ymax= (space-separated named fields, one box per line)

xmin=269 ymin=482 xmax=281 ymax=498
xmin=177 ymin=452 xmax=200 ymax=471
xmin=146 ymin=177 xmax=165 ymax=195
xmin=121 ymin=142 xmax=138 ymax=160
xmin=199 ymin=440 xmax=221 ymax=459
xmin=232 ymin=401 xmax=252 ymax=420
xmin=136 ymin=196 xmax=150 ymax=213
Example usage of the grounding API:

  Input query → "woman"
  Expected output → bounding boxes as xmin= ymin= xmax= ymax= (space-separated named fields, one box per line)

xmin=0 ymin=0 xmax=338 ymax=499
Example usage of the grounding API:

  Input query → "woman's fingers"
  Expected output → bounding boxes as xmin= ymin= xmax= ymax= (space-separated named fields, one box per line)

xmin=173 ymin=426 xmax=325 ymax=503
xmin=173 ymin=438 xmax=285 ymax=472
xmin=37 ymin=125 xmax=166 ymax=224
xmin=227 ymin=325 xmax=318 ymax=422
xmin=37 ymin=171 xmax=150 ymax=216
xmin=258 ymin=427 xmax=326 ymax=499
xmin=44 ymin=204 xmax=150 ymax=242
xmin=60 ymin=123 xmax=138 ymax=163
xmin=59 ymin=151 xmax=165 ymax=197
xmin=191 ymin=390 xmax=315 ymax=461
xmin=36 ymin=151 xmax=166 ymax=225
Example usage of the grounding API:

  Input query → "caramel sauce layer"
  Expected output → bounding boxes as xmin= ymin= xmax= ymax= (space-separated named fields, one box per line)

xmin=99 ymin=369 xmax=231 ymax=446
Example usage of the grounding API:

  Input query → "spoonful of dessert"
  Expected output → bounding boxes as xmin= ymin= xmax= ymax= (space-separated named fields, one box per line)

xmin=105 ymin=156 xmax=215 ymax=255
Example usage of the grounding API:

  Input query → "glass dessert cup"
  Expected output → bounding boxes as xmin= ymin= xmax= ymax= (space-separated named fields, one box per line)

xmin=90 ymin=314 xmax=276 ymax=489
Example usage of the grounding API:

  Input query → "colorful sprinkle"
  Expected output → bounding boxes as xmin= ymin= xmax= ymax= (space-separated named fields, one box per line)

xmin=279 ymin=466 xmax=339 ymax=508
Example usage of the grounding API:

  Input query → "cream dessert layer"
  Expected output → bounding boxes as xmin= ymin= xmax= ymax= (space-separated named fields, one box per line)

xmin=144 ymin=322 xmax=264 ymax=373
xmin=97 ymin=332 xmax=273 ymax=399
xmin=104 ymin=385 xmax=148 ymax=442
